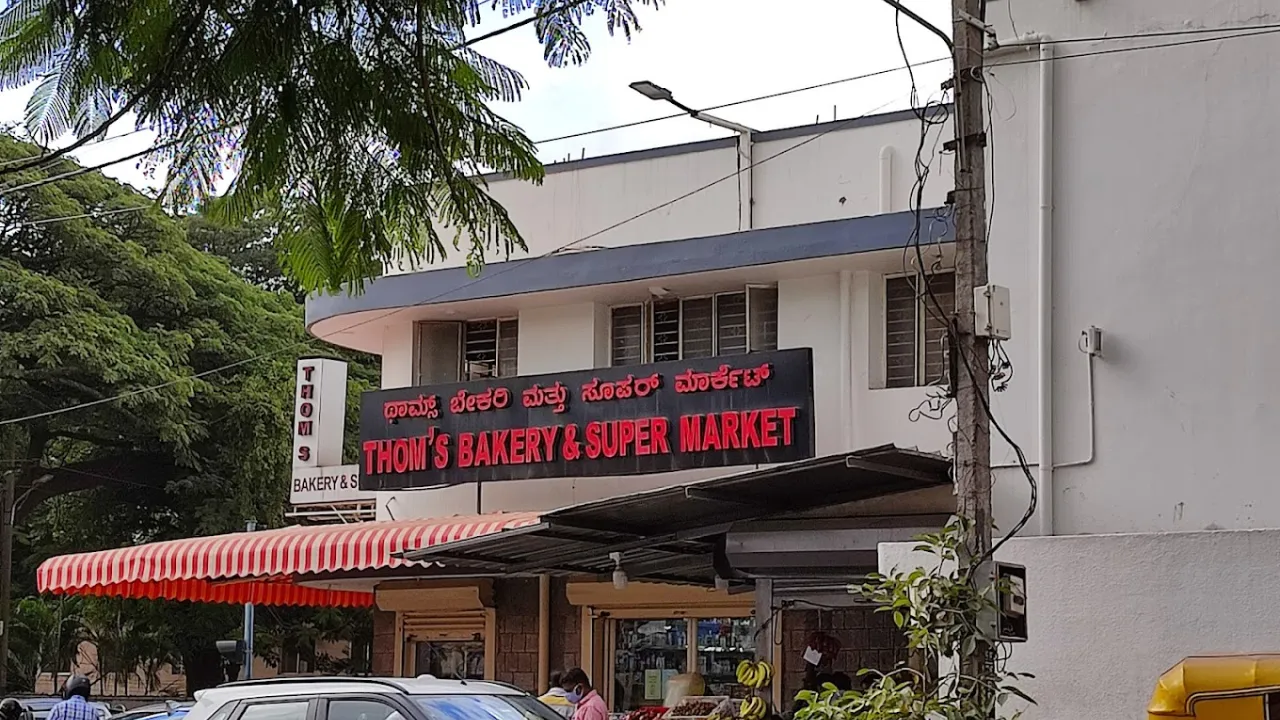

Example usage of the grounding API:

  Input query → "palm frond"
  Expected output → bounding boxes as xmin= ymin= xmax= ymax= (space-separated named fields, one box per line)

xmin=23 ymin=48 xmax=81 ymax=144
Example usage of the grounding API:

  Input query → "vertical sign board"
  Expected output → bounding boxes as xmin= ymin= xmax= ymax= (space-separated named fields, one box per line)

xmin=291 ymin=358 xmax=377 ymax=506
xmin=291 ymin=358 xmax=348 ymax=469
xmin=359 ymin=348 xmax=816 ymax=491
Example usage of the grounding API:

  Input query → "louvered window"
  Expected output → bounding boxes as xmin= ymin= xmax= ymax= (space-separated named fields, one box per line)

xmin=609 ymin=286 xmax=779 ymax=366
xmin=885 ymin=271 xmax=955 ymax=388
xmin=414 ymin=319 xmax=518 ymax=384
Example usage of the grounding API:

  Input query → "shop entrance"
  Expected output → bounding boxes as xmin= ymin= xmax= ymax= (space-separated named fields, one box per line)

xmin=605 ymin=615 xmax=757 ymax=712
xmin=413 ymin=639 xmax=486 ymax=680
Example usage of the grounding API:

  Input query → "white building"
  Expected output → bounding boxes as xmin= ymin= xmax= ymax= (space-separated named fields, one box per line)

xmin=304 ymin=0 xmax=1280 ymax=716
xmin=33 ymin=0 xmax=1278 ymax=713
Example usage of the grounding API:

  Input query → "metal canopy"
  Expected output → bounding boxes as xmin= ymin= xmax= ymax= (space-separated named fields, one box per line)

xmin=400 ymin=445 xmax=950 ymax=587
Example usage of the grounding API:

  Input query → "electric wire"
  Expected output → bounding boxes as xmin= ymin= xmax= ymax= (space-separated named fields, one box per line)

xmin=1000 ymin=19 xmax=1280 ymax=48
xmin=8 ymin=22 xmax=1278 ymax=202
xmin=8 ymin=21 xmax=1280 ymax=422
xmin=891 ymin=9 xmax=1039 ymax=570
xmin=0 ymin=95 xmax=904 ymax=427
xmin=455 ymin=0 xmax=597 ymax=48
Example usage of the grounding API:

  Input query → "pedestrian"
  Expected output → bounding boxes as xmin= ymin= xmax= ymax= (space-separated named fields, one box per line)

xmin=560 ymin=668 xmax=607 ymax=720
xmin=0 ymin=698 xmax=27 ymax=720
xmin=538 ymin=671 xmax=574 ymax=719
xmin=49 ymin=675 xmax=96 ymax=720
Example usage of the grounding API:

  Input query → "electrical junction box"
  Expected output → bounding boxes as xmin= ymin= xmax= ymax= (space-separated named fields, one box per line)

xmin=997 ymin=562 xmax=1028 ymax=643
xmin=974 ymin=284 xmax=1012 ymax=340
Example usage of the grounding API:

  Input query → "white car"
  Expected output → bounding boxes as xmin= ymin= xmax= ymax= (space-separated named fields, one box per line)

xmin=187 ymin=677 xmax=562 ymax=720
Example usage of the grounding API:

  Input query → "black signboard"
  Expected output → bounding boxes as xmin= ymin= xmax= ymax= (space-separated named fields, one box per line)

xmin=358 ymin=348 xmax=816 ymax=490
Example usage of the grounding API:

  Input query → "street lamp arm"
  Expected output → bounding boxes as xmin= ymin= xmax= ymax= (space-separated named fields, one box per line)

xmin=879 ymin=0 xmax=954 ymax=51
xmin=691 ymin=112 xmax=757 ymax=135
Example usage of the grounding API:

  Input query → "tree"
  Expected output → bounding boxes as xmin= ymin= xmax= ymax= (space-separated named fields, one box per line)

xmin=0 ymin=0 xmax=663 ymax=294
xmin=1 ymin=132 xmax=318 ymax=691
xmin=186 ymin=215 xmax=303 ymax=303
xmin=7 ymin=596 xmax=84 ymax=693
xmin=182 ymin=213 xmax=382 ymax=464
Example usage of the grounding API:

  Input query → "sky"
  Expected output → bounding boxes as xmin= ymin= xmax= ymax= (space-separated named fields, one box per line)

xmin=0 ymin=0 xmax=952 ymax=195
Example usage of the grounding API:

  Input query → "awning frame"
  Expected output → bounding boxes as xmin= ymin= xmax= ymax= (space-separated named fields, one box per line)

xmin=401 ymin=445 xmax=951 ymax=587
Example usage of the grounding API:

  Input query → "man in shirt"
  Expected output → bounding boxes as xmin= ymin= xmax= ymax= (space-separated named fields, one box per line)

xmin=560 ymin=668 xmax=608 ymax=720
xmin=538 ymin=671 xmax=574 ymax=719
xmin=48 ymin=676 xmax=96 ymax=720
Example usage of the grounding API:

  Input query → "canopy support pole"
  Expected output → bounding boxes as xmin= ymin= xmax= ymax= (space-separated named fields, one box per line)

xmin=243 ymin=519 xmax=257 ymax=679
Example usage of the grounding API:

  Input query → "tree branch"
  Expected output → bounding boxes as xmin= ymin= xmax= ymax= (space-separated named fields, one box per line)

xmin=15 ymin=452 xmax=172 ymax=522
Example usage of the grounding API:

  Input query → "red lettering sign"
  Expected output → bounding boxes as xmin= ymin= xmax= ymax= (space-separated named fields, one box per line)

xmin=359 ymin=349 xmax=815 ymax=487
xmin=449 ymin=387 xmax=512 ymax=414
xmin=674 ymin=363 xmax=772 ymax=394
xmin=297 ymin=420 xmax=313 ymax=436
xmin=581 ymin=373 xmax=662 ymax=403
xmin=584 ymin=418 xmax=671 ymax=459
xmin=300 ymin=384 xmax=314 ymax=399
xmin=361 ymin=409 xmax=799 ymax=477
xmin=522 ymin=382 xmax=569 ymax=413
xmin=679 ymin=408 xmax=797 ymax=452
xmin=383 ymin=394 xmax=441 ymax=422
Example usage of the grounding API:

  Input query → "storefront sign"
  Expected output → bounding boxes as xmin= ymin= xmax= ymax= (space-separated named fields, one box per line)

xmin=292 ymin=358 xmax=348 ymax=469
xmin=290 ymin=464 xmax=376 ymax=506
xmin=359 ymin=348 xmax=815 ymax=490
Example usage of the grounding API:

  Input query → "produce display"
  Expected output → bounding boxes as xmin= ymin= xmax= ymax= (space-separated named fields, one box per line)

xmin=621 ymin=707 xmax=668 ymax=720
xmin=734 ymin=660 xmax=773 ymax=690
xmin=666 ymin=696 xmax=729 ymax=719
xmin=735 ymin=698 xmax=767 ymax=720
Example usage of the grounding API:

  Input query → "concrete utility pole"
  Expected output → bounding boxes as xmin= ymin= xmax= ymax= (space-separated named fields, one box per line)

xmin=951 ymin=0 xmax=992 ymax=571
xmin=950 ymin=0 xmax=994 ymax=705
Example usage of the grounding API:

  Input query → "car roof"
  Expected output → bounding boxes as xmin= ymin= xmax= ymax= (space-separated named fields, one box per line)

xmin=17 ymin=700 xmax=109 ymax=710
xmin=191 ymin=677 xmax=525 ymax=710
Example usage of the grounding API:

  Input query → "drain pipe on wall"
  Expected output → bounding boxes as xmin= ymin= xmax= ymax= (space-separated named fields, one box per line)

xmin=1035 ymin=40 xmax=1056 ymax=535
xmin=987 ymin=35 xmax=1057 ymax=534
xmin=840 ymin=270 xmax=853 ymax=448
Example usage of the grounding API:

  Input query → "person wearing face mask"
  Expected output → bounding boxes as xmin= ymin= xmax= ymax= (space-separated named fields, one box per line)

xmin=560 ymin=668 xmax=607 ymax=720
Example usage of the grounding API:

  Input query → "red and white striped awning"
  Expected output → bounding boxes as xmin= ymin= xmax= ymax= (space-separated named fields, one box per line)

xmin=36 ymin=512 xmax=540 ymax=607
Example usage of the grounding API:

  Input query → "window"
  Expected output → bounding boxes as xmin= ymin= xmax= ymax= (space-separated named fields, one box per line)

xmin=414 ymin=319 xmax=518 ymax=385
xmin=885 ymin=271 xmax=955 ymax=388
xmin=327 ymin=699 xmax=403 ymax=720
xmin=412 ymin=696 xmax=562 ymax=720
xmin=609 ymin=286 xmax=778 ymax=366
xmin=463 ymin=319 xmax=518 ymax=380
xmin=239 ymin=703 xmax=310 ymax=720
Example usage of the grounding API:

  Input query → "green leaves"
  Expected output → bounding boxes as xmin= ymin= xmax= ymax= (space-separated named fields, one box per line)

xmin=0 ymin=0 xmax=663 ymax=292
xmin=792 ymin=520 xmax=1034 ymax=720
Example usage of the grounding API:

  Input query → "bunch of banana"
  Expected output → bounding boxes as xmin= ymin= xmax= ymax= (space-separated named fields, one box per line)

xmin=735 ymin=659 xmax=774 ymax=690
xmin=737 ymin=697 xmax=766 ymax=720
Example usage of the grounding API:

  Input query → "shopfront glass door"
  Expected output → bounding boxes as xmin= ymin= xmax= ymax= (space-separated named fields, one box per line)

xmin=612 ymin=618 xmax=689 ymax=712
xmin=697 ymin=618 xmax=757 ymax=699
xmin=414 ymin=640 xmax=485 ymax=680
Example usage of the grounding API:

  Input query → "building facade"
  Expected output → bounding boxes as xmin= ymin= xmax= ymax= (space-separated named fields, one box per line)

xmin=305 ymin=107 xmax=961 ymax=705
xmin=304 ymin=0 xmax=1280 ymax=713
xmin=33 ymin=0 xmax=1280 ymax=713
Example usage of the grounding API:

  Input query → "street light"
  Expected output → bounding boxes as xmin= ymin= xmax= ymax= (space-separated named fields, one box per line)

xmin=628 ymin=80 xmax=757 ymax=230
xmin=629 ymin=80 xmax=756 ymax=134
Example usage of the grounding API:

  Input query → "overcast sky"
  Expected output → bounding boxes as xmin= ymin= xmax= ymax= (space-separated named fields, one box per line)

xmin=0 ymin=0 xmax=952 ymax=194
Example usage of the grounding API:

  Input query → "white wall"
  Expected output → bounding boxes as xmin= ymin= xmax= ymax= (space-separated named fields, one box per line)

xmin=388 ymin=115 xmax=951 ymax=274
xmin=974 ymin=1 xmax=1280 ymax=536
xmin=880 ymin=529 xmax=1280 ymax=720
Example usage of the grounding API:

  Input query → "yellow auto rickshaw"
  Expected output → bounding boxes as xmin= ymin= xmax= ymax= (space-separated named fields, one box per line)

xmin=1148 ymin=654 xmax=1280 ymax=719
